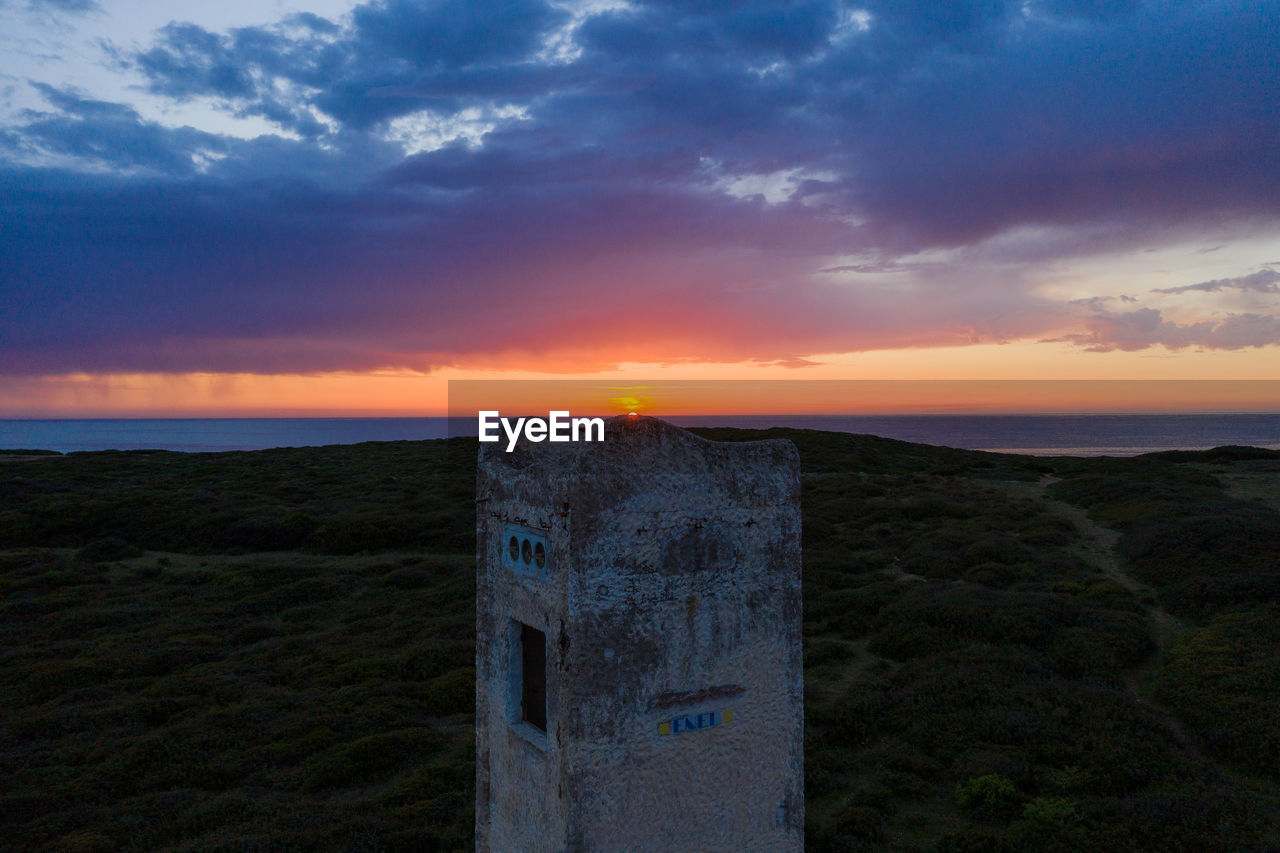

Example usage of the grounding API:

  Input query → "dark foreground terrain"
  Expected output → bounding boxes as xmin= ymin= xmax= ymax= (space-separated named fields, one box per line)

xmin=2 ymin=431 xmax=1279 ymax=851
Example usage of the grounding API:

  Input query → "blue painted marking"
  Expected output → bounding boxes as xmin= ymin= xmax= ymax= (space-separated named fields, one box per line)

xmin=665 ymin=710 xmax=720 ymax=734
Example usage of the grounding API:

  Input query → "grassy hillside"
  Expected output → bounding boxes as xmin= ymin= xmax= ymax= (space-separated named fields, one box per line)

xmin=2 ymin=432 xmax=1278 ymax=851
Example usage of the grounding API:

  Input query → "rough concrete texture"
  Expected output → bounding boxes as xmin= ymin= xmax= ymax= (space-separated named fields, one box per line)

xmin=476 ymin=415 xmax=803 ymax=852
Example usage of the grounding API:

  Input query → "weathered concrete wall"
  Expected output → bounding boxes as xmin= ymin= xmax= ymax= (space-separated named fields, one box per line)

xmin=476 ymin=416 xmax=802 ymax=852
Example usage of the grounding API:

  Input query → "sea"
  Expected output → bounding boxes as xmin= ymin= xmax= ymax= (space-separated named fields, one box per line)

xmin=2 ymin=414 xmax=1279 ymax=456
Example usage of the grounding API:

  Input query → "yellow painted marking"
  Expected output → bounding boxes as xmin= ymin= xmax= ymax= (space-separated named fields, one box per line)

xmin=658 ymin=721 xmax=671 ymax=735
xmin=722 ymin=710 xmax=734 ymax=723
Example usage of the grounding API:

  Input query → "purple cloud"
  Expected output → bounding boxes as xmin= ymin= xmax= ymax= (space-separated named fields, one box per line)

xmin=2 ymin=0 xmax=1279 ymax=376
xmin=1050 ymin=308 xmax=1280 ymax=352
xmin=1152 ymin=268 xmax=1280 ymax=295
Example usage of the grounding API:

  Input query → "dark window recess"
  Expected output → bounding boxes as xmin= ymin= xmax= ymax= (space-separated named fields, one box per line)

xmin=521 ymin=624 xmax=547 ymax=731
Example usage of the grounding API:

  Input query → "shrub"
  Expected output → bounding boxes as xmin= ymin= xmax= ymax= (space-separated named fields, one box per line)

xmin=830 ymin=804 xmax=887 ymax=849
xmin=77 ymin=537 xmax=143 ymax=562
xmin=302 ymin=728 xmax=441 ymax=792
xmin=933 ymin=830 xmax=1014 ymax=853
xmin=955 ymin=774 xmax=1022 ymax=820
xmin=422 ymin=668 xmax=475 ymax=716
xmin=1020 ymin=795 xmax=1080 ymax=828
xmin=805 ymin=638 xmax=855 ymax=667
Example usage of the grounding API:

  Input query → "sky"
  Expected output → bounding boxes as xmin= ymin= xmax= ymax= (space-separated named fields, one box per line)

xmin=1 ymin=0 xmax=1278 ymax=415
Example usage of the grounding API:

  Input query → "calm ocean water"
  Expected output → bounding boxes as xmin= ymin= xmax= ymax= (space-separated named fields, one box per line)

xmin=2 ymin=414 xmax=1279 ymax=456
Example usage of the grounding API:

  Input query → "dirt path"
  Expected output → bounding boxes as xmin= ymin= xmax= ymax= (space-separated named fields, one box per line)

xmin=999 ymin=476 xmax=1207 ymax=759
xmin=1123 ymin=673 xmax=1207 ymax=761
xmin=1041 ymin=485 xmax=1188 ymax=649
xmin=1008 ymin=475 xmax=1187 ymax=648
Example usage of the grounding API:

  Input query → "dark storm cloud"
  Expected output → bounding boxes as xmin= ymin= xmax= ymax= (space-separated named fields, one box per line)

xmin=3 ymin=0 xmax=1279 ymax=375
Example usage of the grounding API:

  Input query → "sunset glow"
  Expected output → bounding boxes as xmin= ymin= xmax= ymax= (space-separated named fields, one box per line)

xmin=2 ymin=1 xmax=1278 ymax=415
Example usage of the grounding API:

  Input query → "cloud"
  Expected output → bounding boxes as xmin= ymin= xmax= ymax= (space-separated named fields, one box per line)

xmin=1049 ymin=308 xmax=1280 ymax=352
xmin=112 ymin=0 xmax=1280 ymax=234
xmin=2 ymin=0 xmax=1280 ymax=378
xmin=26 ymin=0 xmax=100 ymax=15
xmin=761 ymin=356 xmax=825 ymax=369
xmin=134 ymin=19 xmax=342 ymax=137
xmin=1152 ymin=268 xmax=1280 ymax=295
xmin=5 ymin=84 xmax=228 ymax=174
xmin=350 ymin=0 xmax=567 ymax=68
xmin=133 ymin=0 xmax=572 ymax=133
xmin=0 ymin=156 xmax=1070 ymax=375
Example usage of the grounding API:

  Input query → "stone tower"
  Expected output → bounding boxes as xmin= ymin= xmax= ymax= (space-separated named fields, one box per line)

xmin=475 ymin=415 xmax=803 ymax=852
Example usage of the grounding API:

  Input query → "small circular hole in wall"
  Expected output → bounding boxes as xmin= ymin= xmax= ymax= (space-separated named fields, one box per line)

xmin=522 ymin=538 xmax=533 ymax=565
xmin=508 ymin=536 xmax=520 ymax=562
xmin=534 ymin=542 xmax=546 ymax=569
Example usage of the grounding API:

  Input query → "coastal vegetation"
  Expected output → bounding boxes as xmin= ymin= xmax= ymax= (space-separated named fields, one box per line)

xmin=2 ymin=432 xmax=1278 ymax=850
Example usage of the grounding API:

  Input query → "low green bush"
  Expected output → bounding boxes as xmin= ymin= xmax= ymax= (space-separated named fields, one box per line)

xmin=77 ymin=537 xmax=143 ymax=562
xmin=955 ymin=774 xmax=1022 ymax=820
xmin=302 ymin=728 xmax=441 ymax=792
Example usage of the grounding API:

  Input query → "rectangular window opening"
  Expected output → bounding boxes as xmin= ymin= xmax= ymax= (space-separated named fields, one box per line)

xmin=519 ymin=623 xmax=547 ymax=732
